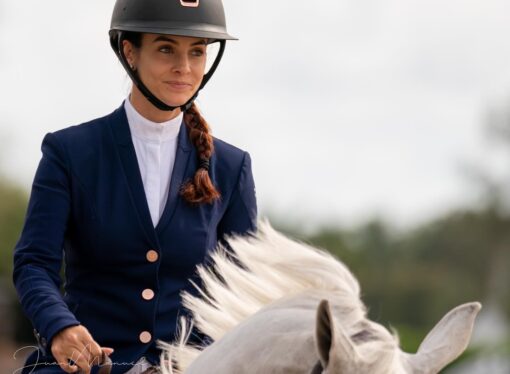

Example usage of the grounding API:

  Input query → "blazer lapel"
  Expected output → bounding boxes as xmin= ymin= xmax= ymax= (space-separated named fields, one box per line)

xmin=155 ymin=119 xmax=193 ymax=234
xmin=108 ymin=103 xmax=159 ymax=248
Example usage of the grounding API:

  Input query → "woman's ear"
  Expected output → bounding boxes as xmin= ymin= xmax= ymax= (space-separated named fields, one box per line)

xmin=122 ymin=39 xmax=137 ymax=69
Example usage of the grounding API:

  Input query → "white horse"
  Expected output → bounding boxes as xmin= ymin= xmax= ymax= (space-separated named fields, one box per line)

xmin=158 ymin=220 xmax=481 ymax=374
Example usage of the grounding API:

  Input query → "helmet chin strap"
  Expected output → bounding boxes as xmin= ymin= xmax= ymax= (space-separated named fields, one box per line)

xmin=116 ymin=31 xmax=226 ymax=112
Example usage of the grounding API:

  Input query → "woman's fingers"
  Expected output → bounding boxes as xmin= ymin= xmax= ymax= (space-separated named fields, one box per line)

xmin=102 ymin=347 xmax=115 ymax=356
xmin=80 ymin=337 xmax=102 ymax=362
xmin=52 ymin=343 xmax=83 ymax=373
xmin=72 ymin=344 xmax=94 ymax=373
xmin=51 ymin=325 xmax=110 ymax=373
xmin=51 ymin=328 xmax=85 ymax=373
xmin=97 ymin=348 xmax=114 ymax=374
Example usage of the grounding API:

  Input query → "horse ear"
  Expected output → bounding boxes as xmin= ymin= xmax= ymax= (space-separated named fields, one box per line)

xmin=315 ymin=299 xmax=358 ymax=370
xmin=407 ymin=302 xmax=481 ymax=374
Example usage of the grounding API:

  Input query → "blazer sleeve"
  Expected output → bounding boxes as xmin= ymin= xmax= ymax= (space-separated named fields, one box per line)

xmin=12 ymin=132 xmax=80 ymax=352
xmin=217 ymin=151 xmax=258 ymax=243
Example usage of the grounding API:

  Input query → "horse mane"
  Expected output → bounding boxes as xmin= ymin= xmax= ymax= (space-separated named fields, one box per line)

xmin=158 ymin=219 xmax=367 ymax=374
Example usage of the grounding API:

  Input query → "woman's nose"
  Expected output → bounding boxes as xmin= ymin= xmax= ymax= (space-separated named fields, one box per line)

xmin=172 ymin=53 xmax=191 ymax=74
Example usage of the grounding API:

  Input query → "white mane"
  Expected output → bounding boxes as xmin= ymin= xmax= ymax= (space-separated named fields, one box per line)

xmin=158 ymin=219 xmax=367 ymax=373
xmin=158 ymin=219 xmax=481 ymax=374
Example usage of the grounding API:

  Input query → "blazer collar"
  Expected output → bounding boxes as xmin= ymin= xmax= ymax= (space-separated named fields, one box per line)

xmin=110 ymin=101 xmax=192 ymax=151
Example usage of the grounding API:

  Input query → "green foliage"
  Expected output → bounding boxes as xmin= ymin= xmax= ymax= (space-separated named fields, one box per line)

xmin=0 ymin=178 xmax=31 ymax=342
xmin=0 ymin=179 xmax=27 ymax=277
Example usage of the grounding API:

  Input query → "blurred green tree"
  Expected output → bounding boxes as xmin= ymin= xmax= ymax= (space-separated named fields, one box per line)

xmin=0 ymin=178 xmax=27 ymax=278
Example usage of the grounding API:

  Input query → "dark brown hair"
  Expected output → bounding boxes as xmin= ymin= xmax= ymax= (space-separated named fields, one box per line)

xmin=181 ymin=103 xmax=221 ymax=204
xmin=123 ymin=31 xmax=142 ymax=48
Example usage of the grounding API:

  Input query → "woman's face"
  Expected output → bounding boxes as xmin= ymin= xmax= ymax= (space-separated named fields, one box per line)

xmin=123 ymin=33 xmax=207 ymax=107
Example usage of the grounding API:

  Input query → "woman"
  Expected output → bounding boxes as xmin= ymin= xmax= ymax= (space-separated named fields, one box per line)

xmin=12 ymin=0 xmax=257 ymax=373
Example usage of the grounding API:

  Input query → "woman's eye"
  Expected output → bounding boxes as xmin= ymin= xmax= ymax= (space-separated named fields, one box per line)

xmin=191 ymin=49 xmax=205 ymax=57
xmin=159 ymin=46 xmax=174 ymax=54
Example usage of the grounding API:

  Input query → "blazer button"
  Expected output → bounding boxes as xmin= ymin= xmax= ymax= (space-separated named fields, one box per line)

xmin=146 ymin=250 xmax=159 ymax=263
xmin=139 ymin=331 xmax=152 ymax=343
xmin=142 ymin=289 xmax=155 ymax=300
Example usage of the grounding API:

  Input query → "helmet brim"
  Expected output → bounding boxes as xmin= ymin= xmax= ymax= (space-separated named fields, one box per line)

xmin=110 ymin=22 xmax=237 ymax=41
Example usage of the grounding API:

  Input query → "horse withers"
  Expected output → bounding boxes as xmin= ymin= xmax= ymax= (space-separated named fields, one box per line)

xmin=158 ymin=220 xmax=481 ymax=374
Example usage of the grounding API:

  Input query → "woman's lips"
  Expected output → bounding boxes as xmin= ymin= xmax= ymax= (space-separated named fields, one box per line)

xmin=165 ymin=81 xmax=192 ymax=91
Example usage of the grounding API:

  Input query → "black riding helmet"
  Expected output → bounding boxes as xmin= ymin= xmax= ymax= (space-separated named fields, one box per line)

xmin=109 ymin=0 xmax=237 ymax=112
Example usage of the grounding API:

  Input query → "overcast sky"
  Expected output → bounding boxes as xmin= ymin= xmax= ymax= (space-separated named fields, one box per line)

xmin=1 ymin=0 xmax=510 ymax=230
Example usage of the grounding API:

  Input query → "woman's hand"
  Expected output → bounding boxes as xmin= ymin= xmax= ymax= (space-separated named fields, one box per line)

xmin=50 ymin=325 xmax=114 ymax=373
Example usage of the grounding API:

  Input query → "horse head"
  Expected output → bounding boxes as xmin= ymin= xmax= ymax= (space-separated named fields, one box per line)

xmin=315 ymin=299 xmax=481 ymax=374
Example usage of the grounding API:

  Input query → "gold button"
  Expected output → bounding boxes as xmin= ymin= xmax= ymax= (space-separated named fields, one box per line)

xmin=139 ymin=331 xmax=152 ymax=343
xmin=142 ymin=289 xmax=155 ymax=300
xmin=146 ymin=250 xmax=159 ymax=263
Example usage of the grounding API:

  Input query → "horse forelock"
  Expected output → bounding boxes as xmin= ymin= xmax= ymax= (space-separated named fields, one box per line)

xmin=349 ymin=326 xmax=404 ymax=374
xmin=159 ymin=219 xmax=385 ymax=374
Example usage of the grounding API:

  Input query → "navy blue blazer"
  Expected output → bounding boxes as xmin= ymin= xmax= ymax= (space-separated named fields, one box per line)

xmin=13 ymin=102 xmax=257 ymax=373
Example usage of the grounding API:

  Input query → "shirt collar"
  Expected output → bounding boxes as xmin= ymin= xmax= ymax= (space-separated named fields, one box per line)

xmin=124 ymin=96 xmax=183 ymax=143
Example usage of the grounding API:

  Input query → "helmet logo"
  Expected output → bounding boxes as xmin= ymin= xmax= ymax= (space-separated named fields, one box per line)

xmin=180 ymin=0 xmax=200 ymax=7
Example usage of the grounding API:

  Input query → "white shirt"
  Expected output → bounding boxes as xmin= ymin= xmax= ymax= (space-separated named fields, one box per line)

xmin=124 ymin=98 xmax=183 ymax=227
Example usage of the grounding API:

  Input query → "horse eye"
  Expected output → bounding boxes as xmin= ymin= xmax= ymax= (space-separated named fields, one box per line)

xmin=351 ymin=329 xmax=376 ymax=343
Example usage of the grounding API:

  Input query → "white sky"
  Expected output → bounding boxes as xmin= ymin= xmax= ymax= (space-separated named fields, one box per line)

xmin=1 ymin=0 xmax=510 ymax=230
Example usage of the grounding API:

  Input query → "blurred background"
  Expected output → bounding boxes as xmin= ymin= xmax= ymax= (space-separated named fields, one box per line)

xmin=1 ymin=0 xmax=509 ymax=372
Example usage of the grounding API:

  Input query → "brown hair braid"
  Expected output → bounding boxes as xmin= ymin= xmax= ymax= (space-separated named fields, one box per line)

xmin=180 ymin=103 xmax=221 ymax=205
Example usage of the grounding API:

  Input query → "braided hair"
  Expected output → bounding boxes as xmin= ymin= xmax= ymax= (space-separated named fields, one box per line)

xmin=180 ymin=103 xmax=221 ymax=204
